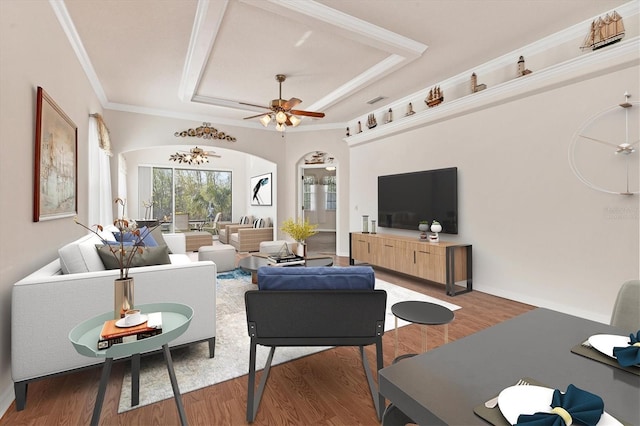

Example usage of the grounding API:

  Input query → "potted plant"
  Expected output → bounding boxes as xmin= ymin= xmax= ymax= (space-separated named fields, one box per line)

xmin=74 ymin=198 xmax=161 ymax=318
xmin=280 ymin=217 xmax=318 ymax=257
xmin=418 ymin=220 xmax=430 ymax=232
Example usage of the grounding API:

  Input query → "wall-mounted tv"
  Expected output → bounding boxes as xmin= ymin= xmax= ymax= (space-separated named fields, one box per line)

xmin=378 ymin=167 xmax=458 ymax=234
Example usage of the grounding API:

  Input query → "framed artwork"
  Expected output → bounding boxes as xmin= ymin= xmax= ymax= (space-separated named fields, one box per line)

xmin=34 ymin=86 xmax=78 ymax=222
xmin=250 ymin=172 xmax=272 ymax=206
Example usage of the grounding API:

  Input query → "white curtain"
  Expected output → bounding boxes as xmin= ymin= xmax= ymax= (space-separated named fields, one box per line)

xmin=88 ymin=115 xmax=113 ymax=225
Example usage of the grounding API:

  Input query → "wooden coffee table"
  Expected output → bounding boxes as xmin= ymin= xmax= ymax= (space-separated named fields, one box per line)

xmin=238 ymin=255 xmax=333 ymax=284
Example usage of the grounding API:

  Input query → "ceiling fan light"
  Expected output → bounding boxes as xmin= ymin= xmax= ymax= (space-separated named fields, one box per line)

xmin=289 ymin=115 xmax=301 ymax=127
xmin=259 ymin=114 xmax=271 ymax=127
xmin=275 ymin=110 xmax=287 ymax=124
xmin=275 ymin=123 xmax=285 ymax=132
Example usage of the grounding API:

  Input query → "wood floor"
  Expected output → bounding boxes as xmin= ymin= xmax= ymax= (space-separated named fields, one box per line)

xmin=0 ymin=256 xmax=533 ymax=426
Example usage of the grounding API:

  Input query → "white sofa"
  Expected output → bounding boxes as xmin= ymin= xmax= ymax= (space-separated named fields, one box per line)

xmin=11 ymin=232 xmax=217 ymax=411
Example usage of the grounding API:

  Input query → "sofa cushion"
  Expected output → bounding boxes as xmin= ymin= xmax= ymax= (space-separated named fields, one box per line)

xmin=257 ymin=266 xmax=375 ymax=290
xmin=58 ymin=234 xmax=107 ymax=274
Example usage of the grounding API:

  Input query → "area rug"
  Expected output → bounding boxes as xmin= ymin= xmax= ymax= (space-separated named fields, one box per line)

xmin=117 ymin=270 xmax=461 ymax=413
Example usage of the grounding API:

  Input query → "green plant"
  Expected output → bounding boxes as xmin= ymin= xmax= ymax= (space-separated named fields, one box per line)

xmin=74 ymin=198 xmax=160 ymax=279
xmin=280 ymin=217 xmax=318 ymax=242
xmin=419 ymin=220 xmax=429 ymax=224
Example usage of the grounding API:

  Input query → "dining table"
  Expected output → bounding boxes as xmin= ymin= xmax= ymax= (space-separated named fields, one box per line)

xmin=378 ymin=307 xmax=640 ymax=425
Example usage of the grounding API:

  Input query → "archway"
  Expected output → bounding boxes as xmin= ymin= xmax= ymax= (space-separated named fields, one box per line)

xmin=297 ymin=151 xmax=338 ymax=256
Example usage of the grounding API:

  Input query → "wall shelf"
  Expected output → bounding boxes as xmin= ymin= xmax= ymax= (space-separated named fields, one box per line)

xmin=345 ymin=36 xmax=639 ymax=147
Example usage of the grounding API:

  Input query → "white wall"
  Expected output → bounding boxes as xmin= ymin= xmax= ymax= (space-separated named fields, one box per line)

xmin=0 ymin=0 xmax=103 ymax=415
xmin=350 ymin=65 xmax=639 ymax=324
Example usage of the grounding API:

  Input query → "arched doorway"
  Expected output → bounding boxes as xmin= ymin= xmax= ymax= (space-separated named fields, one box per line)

xmin=298 ymin=151 xmax=337 ymax=256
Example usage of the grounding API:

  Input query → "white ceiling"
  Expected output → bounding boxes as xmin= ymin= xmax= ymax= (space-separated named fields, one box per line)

xmin=58 ymin=0 xmax=632 ymax=131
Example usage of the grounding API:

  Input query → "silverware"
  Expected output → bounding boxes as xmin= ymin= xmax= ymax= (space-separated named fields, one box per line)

xmin=484 ymin=379 xmax=529 ymax=408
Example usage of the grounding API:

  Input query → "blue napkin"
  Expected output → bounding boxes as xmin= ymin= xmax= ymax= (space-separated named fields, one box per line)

xmin=613 ymin=331 xmax=640 ymax=367
xmin=516 ymin=384 xmax=604 ymax=426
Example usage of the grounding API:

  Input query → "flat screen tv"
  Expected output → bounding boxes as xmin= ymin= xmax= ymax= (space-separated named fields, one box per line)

xmin=378 ymin=167 xmax=458 ymax=234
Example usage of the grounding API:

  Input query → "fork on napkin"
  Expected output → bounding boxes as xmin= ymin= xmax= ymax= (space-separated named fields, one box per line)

xmin=516 ymin=384 xmax=604 ymax=426
xmin=612 ymin=331 xmax=640 ymax=367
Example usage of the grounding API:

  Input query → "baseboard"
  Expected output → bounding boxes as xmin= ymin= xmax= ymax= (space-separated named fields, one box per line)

xmin=0 ymin=383 xmax=14 ymax=420
xmin=479 ymin=285 xmax=610 ymax=325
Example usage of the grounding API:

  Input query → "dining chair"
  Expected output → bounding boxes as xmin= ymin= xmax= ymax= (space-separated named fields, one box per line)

xmin=610 ymin=279 xmax=640 ymax=332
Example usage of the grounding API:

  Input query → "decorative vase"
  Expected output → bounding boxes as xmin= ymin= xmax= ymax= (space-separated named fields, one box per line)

xmin=114 ymin=277 xmax=134 ymax=319
xmin=362 ymin=215 xmax=369 ymax=233
xmin=370 ymin=220 xmax=377 ymax=234
xmin=418 ymin=223 xmax=429 ymax=232
xmin=296 ymin=242 xmax=307 ymax=258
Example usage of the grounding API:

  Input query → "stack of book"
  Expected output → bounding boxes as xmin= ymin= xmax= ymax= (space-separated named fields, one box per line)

xmin=97 ymin=312 xmax=163 ymax=350
xmin=267 ymin=253 xmax=305 ymax=266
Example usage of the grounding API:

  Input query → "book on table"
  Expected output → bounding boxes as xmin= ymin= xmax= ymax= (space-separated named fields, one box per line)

xmin=97 ymin=312 xmax=163 ymax=350
xmin=267 ymin=254 xmax=305 ymax=266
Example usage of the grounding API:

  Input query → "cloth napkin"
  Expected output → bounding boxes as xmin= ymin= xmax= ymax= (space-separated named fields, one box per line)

xmin=516 ymin=384 xmax=604 ymax=426
xmin=613 ymin=331 xmax=640 ymax=367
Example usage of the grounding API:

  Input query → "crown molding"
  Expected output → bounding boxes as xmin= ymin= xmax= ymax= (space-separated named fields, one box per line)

xmin=49 ymin=0 xmax=108 ymax=105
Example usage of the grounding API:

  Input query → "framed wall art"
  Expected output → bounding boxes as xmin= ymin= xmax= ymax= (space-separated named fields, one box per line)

xmin=250 ymin=172 xmax=272 ymax=206
xmin=33 ymin=86 xmax=78 ymax=222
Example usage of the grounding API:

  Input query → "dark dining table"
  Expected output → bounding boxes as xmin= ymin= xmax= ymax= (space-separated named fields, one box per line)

xmin=378 ymin=308 xmax=640 ymax=425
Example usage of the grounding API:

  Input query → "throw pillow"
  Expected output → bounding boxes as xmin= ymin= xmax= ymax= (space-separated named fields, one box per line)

xmin=253 ymin=218 xmax=263 ymax=228
xmin=95 ymin=244 xmax=171 ymax=270
xmin=112 ymin=226 xmax=158 ymax=247
xmin=150 ymin=226 xmax=171 ymax=253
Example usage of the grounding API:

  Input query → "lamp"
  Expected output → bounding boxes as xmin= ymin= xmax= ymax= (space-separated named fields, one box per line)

xmin=169 ymin=147 xmax=213 ymax=165
xmin=289 ymin=115 xmax=301 ymax=127
xmin=259 ymin=115 xmax=271 ymax=127
xmin=275 ymin=110 xmax=287 ymax=124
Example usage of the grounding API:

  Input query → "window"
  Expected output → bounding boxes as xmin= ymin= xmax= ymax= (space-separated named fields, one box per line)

xmin=324 ymin=176 xmax=336 ymax=210
xmin=144 ymin=166 xmax=232 ymax=228
xmin=302 ymin=175 xmax=316 ymax=211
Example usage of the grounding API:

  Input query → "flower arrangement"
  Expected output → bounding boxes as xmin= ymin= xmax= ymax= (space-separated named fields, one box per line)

xmin=74 ymin=198 xmax=159 ymax=279
xmin=280 ymin=217 xmax=318 ymax=242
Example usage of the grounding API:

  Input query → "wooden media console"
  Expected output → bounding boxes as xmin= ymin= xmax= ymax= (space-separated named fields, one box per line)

xmin=349 ymin=232 xmax=472 ymax=296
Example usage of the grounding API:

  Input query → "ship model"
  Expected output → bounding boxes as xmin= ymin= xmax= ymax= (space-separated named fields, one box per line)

xmin=425 ymin=86 xmax=444 ymax=108
xmin=367 ymin=113 xmax=377 ymax=129
xmin=581 ymin=11 xmax=624 ymax=51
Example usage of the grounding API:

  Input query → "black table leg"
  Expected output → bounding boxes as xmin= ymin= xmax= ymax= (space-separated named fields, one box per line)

xmin=91 ymin=357 xmax=113 ymax=426
xmin=131 ymin=353 xmax=140 ymax=406
xmin=162 ymin=343 xmax=188 ymax=426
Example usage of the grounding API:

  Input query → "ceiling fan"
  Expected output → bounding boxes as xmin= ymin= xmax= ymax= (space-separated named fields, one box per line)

xmin=169 ymin=147 xmax=221 ymax=165
xmin=242 ymin=74 xmax=325 ymax=131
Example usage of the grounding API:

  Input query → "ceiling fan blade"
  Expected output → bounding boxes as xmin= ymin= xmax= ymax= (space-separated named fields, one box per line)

xmin=239 ymin=101 xmax=271 ymax=110
xmin=291 ymin=110 xmax=325 ymax=118
xmin=283 ymin=97 xmax=302 ymax=110
xmin=243 ymin=113 xmax=269 ymax=120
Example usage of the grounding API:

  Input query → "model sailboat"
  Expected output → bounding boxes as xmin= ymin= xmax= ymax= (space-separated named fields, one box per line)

xmin=581 ymin=11 xmax=624 ymax=51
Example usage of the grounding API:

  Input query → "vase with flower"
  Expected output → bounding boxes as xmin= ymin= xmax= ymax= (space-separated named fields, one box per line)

xmin=280 ymin=217 xmax=318 ymax=258
xmin=75 ymin=198 xmax=161 ymax=319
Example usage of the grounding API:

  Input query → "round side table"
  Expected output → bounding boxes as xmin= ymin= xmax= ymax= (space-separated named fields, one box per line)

xmin=391 ymin=301 xmax=454 ymax=361
xmin=69 ymin=302 xmax=193 ymax=426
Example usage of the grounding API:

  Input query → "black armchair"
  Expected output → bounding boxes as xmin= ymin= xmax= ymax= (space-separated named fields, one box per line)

xmin=244 ymin=266 xmax=387 ymax=422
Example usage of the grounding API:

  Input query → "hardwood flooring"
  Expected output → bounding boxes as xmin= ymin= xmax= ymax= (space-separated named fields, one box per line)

xmin=0 ymin=256 xmax=533 ymax=426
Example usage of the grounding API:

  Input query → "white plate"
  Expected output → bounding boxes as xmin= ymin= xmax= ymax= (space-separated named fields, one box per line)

xmin=115 ymin=314 xmax=148 ymax=328
xmin=497 ymin=385 xmax=621 ymax=426
xmin=588 ymin=334 xmax=632 ymax=359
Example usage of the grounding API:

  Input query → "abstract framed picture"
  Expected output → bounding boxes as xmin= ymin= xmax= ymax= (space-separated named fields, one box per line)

xmin=250 ymin=172 xmax=272 ymax=206
xmin=33 ymin=86 xmax=78 ymax=222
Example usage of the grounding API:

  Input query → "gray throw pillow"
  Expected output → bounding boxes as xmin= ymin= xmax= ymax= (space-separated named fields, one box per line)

xmin=95 ymin=244 xmax=171 ymax=270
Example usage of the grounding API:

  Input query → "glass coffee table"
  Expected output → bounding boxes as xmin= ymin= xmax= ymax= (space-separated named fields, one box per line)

xmin=238 ymin=255 xmax=333 ymax=284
